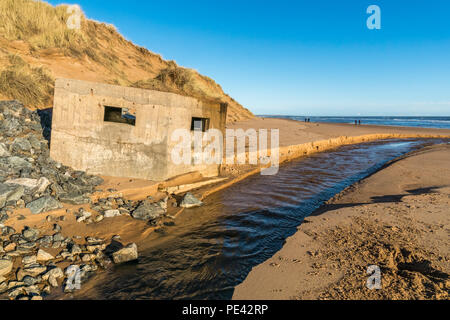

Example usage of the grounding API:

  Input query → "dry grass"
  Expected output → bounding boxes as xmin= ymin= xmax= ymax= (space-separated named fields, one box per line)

xmin=0 ymin=54 xmax=54 ymax=107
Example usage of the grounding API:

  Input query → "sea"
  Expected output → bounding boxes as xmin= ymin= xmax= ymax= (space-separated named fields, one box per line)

xmin=262 ymin=116 xmax=450 ymax=129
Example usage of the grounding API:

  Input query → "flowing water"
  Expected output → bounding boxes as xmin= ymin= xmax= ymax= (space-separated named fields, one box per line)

xmin=75 ymin=138 xmax=448 ymax=300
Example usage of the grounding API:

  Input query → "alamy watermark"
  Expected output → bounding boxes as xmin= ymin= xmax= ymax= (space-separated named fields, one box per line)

xmin=171 ymin=128 xmax=280 ymax=176
xmin=66 ymin=4 xmax=82 ymax=30
xmin=65 ymin=265 xmax=81 ymax=291
xmin=367 ymin=5 xmax=381 ymax=30
xmin=366 ymin=265 xmax=382 ymax=290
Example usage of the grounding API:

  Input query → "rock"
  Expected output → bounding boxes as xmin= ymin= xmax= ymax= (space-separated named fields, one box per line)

xmin=112 ymin=243 xmax=138 ymax=264
xmin=52 ymin=233 xmax=64 ymax=242
xmin=180 ymin=193 xmax=203 ymax=208
xmin=22 ymin=255 xmax=37 ymax=265
xmin=26 ymin=196 xmax=63 ymax=214
xmin=42 ymin=267 xmax=63 ymax=287
xmin=37 ymin=235 xmax=53 ymax=247
xmin=7 ymin=156 xmax=32 ymax=169
xmin=22 ymin=227 xmax=40 ymax=241
xmin=0 ymin=281 xmax=7 ymax=294
xmin=0 ymin=143 xmax=10 ymax=157
xmin=12 ymin=137 xmax=32 ymax=152
xmin=0 ymin=260 xmax=13 ymax=276
xmin=17 ymin=264 xmax=47 ymax=280
xmin=131 ymin=200 xmax=165 ymax=221
xmin=0 ymin=212 xmax=8 ymax=224
xmin=70 ymin=244 xmax=82 ymax=255
xmin=86 ymin=237 xmax=105 ymax=245
xmin=22 ymin=276 xmax=39 ymax=286
xmin=36 ymin=177 xmax=51 ymax=194
xmin=53 ymin=223 xmax=62 ymax=232
xmin=1 ymin=226 xmax=15 ymax=236
xmin=104 ymin=209 xmax=121 ymax=218
xmin=5 ymin=178 xmax=38 ymax=189
xmin=5 ymin=177 xmax=51 ymax=194
xmin=4 ymin=243 xmax=16 ymax=252
xmin=81 ymin=254 xmax=95 ymax=262
xmin=94 ymin=215 xmax=104 ymax=223
xmin=0 ymin=183 xmax=25 ymax=208
xmin=59 ymin=192 xmax=91 ymax=205
xmin=37 ymin=249 xmax=54 ymax=262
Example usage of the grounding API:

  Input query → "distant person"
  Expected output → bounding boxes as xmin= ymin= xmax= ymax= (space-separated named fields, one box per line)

xmin=355 ymin=120 xmax=358 ymax=125
xmin=359 ymin=120 xmax=361 ymax=125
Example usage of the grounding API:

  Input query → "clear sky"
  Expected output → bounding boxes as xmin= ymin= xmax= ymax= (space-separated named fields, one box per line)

xmin=47 ymin=0 xmax=450 ymax=116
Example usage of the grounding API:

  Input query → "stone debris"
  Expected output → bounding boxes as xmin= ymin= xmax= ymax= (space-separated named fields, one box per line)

xmin=180 ymin=192 xmax=203 ymax=208
xmin=112 ymin=243 xmax=138 ymax=264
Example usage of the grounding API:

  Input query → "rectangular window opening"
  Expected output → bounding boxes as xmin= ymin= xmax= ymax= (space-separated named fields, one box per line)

xmin=104 ymin=106 xmax=136 ymax=126
xmin=191 ymin=117 xmax=210 ymax=132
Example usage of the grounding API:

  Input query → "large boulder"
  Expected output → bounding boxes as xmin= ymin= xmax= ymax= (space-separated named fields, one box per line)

xmin=26 ymin=196 xmax=63 ymax=214
xmin=112 ymin=243 xmax=138 ymax=264
xmin=131 ymin=199 xmax=166 ymax=221
xmin=58 ymin=192 xmax=91 ymax=205
xmin=12 ymin=137 xmax=32 ymax=153
xmin=180 ymin=193 xmax=203 ymax=208
xmin=22 ymin=227 xmax=40 ymax=241
xmin=0 ymin=143 xmax=10 ymax=157
xmin=36 ymin=249 xmax=54 ymax=262
xmin=0 ymin=183 xmax=25 ymax=208
xmin=0 ymin=260 xmax=13 ymax=277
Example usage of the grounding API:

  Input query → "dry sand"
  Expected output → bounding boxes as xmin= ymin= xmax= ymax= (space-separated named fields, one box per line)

xmin=4 ymin=118 xmax=450 ymax=300
xmin=233 ymin=143 xmax=450 ymax=300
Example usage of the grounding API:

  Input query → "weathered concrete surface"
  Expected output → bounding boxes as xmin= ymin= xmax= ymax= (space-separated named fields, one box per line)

xmin=50 ymin=78 xmax=227 ymax=181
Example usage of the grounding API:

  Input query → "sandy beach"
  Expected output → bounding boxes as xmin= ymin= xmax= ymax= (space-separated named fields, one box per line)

xmin=233 ymin=143 xmax=450 ymax=300
xmin=2 ymin=114 xmax=450 ymax=300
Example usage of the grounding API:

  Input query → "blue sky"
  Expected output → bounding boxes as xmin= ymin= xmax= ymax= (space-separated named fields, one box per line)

xmin=47 ymin=0 xmax=450 ymax=116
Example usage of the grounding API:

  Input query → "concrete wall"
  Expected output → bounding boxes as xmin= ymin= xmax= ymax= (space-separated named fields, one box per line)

xmin=50 ymin=78 xmax=227 ymax=181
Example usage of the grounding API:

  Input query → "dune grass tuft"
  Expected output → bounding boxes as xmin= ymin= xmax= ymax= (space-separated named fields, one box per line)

xmin=0 ymin=54 xmax=54 ymax=107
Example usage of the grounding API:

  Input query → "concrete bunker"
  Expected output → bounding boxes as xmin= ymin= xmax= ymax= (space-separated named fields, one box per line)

xmin=50 ymin=78 xmax=227 ymax=181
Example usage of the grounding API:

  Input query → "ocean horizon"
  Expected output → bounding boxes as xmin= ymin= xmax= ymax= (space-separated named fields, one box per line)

xmin=261 ymin=115 xmax=450 ymax=129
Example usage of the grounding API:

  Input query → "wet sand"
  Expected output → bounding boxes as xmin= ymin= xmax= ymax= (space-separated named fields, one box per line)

xmin=233 ymin=143 xmax=450 ymax=300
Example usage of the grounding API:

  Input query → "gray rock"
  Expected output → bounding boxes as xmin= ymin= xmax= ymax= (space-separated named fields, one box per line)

xmin=1 ymin=226 xmax=15 ymax=236
xmin=52 ymin=233 xmax=65 ymax=242
xmin=26 ymin=196 xmax=63 ymax=214
xmin=22 ymin=255 xmax=37 ymax=265
xmin=180 ymin=193 xmax=203 ymax=208
xmin=7 ymin=156 xmax=32 ymax=169
xmin=112 ymin=243 xmax=138 ymax=264
xmin=22 ymin=227 xmax=40 ymax=242
xmin=70 ymin=244 xmax=82 ymax=255
xmin=17 ymin=264 xmax=47 ymax=280
xmin=58 ymin=192 xmax=91 ymax=205
xmin=12 ymin=137 xmax=32 ymax=152
xmin=42 ymin=267 xmax=63 ymax=287
xmin=0 ymin=143 xmax=10 ymax=157
xmin=0 ymin=212 xmax=8 ymax=224
xmin=22 ymin=276 xmax=39 ymax=286
xmin=0 ymin=259 xmax=13 ymax=276
xmin=131 ymin=200 xmax=166 ymax=221
xmin=0 ymin=183 xmax=25 ymax=208
xmin=104 ymin=209 xmax=121 ymax=218
xmin=37 ymin=249 xmax=54 ymax=262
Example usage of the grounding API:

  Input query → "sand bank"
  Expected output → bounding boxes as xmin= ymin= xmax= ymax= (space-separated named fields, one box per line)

xmin=233 ymin=143 xmax=450 ymax=300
